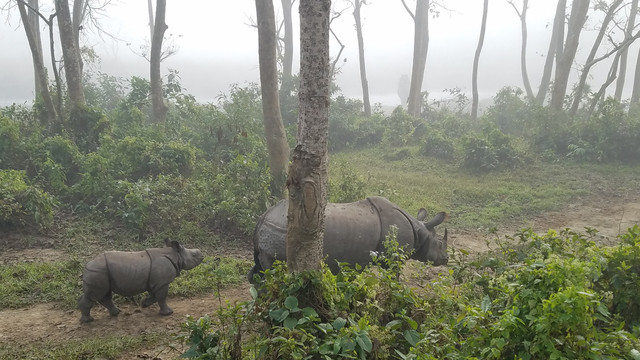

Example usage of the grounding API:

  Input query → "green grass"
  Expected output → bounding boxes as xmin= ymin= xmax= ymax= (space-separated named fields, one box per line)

xmin=0 ymin=334 xmax=165 ymax=360
xmin=330 ymin=147 xmax=640 ymax=229
xmin=0 ymin=256 xmax=251 ymax=310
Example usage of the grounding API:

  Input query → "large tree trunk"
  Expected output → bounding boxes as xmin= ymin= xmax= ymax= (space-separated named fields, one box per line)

xmin=614 ymin=0 xmax=638 ymax=100
xmin=569 ymin=0 xmax=623 ymax=116
xmin=27 ymin=0 xmax=45 ymax=95
xmin=150 ymin=0 xmax=168 ymax=124
xmin=550 ymin=0 xmax=590 ymax=112
xmin=55 ymin=0 xmax=85 ymax=108
xmin=632 ymin=46 xmax=640 ymax=107
xmin=256 ymin=0 xmax=291 ymax=199
xmin=286 ymin=0 xmax=330 ymax=273
xmin=72 ymin=0 xmax=86 ymax=73
xmin=353 ymin=0 xmax=371 ymax=117
xmin=18 ymin=0 xmax=58 ymax=124
xmin=471 ymin=0 xmax=488 ymax=121
xmin=509 ymin=0 xmax=534 ymax=100
xmin=406 ymin=0 xmax=429 ymax=117
xmin=536 ymin=0 xmax=565 ymax=105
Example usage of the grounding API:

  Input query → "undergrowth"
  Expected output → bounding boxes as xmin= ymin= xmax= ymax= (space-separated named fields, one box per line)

xmin=178 ymin=226 xmax=640 ymax=359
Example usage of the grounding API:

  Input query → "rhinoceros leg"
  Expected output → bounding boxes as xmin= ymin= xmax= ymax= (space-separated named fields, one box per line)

xmin=152 ymin=284 xmax=173 ymax=315
xmin=78 ymin=294 xmax=95 ymax=323
xmin=98 ymin=292 xmax=120 ymax=317
xmin=141 ymin=293 xmax=157 ymax=308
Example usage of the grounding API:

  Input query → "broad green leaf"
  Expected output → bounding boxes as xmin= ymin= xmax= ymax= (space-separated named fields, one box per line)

xmin=404 ymin=329 xmax=421 ymax=346
xmin=333 ymin=317 xmax=347 ymax=330
xmin=302 ymin=307 xmax=318 ymax=318
xmin=386 ymin=319 xmax=403 ymax=329
xmin=356 ymin=334 xmax=373 ymax=352
xmin=269 ymin=308 xmax=289 ymax=323
xmin=250 ymin=286 xmax=257 ymax=300
xmin=481 ymin=295 xmax=491 ymax=313
xmin=283 ymin=316 xmax=298 ymax=329
xmin=285 ymin=296 xmax=299 ymax=310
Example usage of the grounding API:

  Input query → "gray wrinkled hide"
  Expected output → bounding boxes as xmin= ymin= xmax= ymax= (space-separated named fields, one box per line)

xmin=248 ymin=196 xmax=448 ymax=281
xmin=78 ymin=239 xmax=204 ymax=323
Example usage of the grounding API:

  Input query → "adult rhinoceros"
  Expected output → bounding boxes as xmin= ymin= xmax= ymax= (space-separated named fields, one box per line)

xmin=248 ymin=196 xmax=448 ymax=281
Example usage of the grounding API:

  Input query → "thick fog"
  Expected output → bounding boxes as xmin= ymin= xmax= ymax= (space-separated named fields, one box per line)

xmin=1 ymin=1 xmax=637 ymax=107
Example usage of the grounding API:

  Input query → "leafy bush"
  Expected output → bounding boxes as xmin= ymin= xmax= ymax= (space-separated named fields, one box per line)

xmin=420 ymin=128 xmax=455 ymax=160
xmin=462 ymin=126 xmax=522 ymax=172
xmin=383 ymin=106 xmax=423 ymax=146
xmin=0 ymin=170 xmax=57 ymax=230
xmin=329 ymin=161 xmax=367 ymax=203
xmin=0 ymin=115 xmax=23 ymax=169
xmin=328 ymin=96 xmax=385 ymax=151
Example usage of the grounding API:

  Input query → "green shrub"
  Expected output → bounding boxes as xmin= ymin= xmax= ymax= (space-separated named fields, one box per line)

xmin=420 ymin=129 xmax=455 ymax=160
xmin=462 ymin=126 xmax=521 ymax=172
xmin=601 ymin=225 xmax=640 ymax=329
xmin=329 ymin=161 xmax=367 ymax=203
xmin=0 ymin=170 xmax=56 ymax=230
xmin=383 ymin=106 xmax=423 ymax=146
xmin=0 ymin=115 xmax=22 ymax=169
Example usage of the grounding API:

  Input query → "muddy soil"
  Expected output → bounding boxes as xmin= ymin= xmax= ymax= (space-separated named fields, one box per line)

xmin=1 ymin=195 xmax=639 ymax=359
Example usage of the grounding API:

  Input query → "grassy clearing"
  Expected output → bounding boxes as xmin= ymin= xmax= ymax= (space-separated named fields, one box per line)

xmin=0 ymin=256 xmax=251 ymax=310
xmin=330 ymin=147 xmax=640 ymax=229
xmin=0 ymin=334 xmax=165 ymax=360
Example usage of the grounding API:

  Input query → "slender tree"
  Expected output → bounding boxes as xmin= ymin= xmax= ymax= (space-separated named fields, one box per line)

xmin=256 ymin=0 xmax=291 ymax=199
xmin=471 ymin=0 xmax=488 ymax=121
xmin=614 ymin=0 xmax=638 ymax=100
xmin=286 ymin=0 xmax=331 ymax=273
xmin=402 ymin=0 xmax=429 ymax=117
xmin=353 ymin=0 xmax=371 ymax=116
xmin=508 ymin=0 xmax=534 ymax=100
xmin=570 ymin=0 xmax=623 ymax=116
xmin=632 ymin=46 xmax=640 ymax=107
xmin=55 ymin=0 xmax=85 ymax=108
xmin=281 ymin=0 xmax=294 ymax=83
xmin=550 ymin=0 xmax=590 ymax=112
xmin=150 ymin=0 xmax=168 ymax=124
xmin=536 ymin=0 xmax=565 ymax=104
xmin=17 ymin=0 xmax=57 ymax=124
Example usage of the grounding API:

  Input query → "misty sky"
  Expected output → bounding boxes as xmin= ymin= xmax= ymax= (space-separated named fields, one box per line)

xmin=1 ymin=1 xmax=637 ymax=108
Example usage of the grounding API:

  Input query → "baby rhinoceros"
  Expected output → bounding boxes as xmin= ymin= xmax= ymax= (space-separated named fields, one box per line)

xmin=78 ymin=239 xmax=204 ymax=323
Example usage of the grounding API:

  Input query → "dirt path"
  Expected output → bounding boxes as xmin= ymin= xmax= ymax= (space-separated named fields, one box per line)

xmin=1 ymin=196 xmax=639 ymax=359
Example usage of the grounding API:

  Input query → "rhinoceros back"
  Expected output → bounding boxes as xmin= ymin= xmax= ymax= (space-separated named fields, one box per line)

xmin=102 ymin=251 xmax=151 ymax=296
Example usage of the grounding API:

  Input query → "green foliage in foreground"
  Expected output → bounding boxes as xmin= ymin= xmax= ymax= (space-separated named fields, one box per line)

xmin=0 ymin=256 xmax=251 ymax=310
xmin=0 ymin=334 xmax=163 ymax=360
xmin=179 ymin=226 xmax=640 ymax=359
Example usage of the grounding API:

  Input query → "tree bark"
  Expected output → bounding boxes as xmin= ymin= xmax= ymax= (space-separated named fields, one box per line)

xmin=286 ymin=0 xmax=330 ymax=273
xmin=150 ymin=0 xmax=168 ymax=124
xmin=353 ymin=0 xmax=371 ymax=117
xmin=256 ymin=0 xmax=291 ymax=199
xmin=55 ymin=0 xmax=85 ymax=108
xmin=614 ymin=0 xmax=638 ymax=100
xmin=18 ymin=0 xmax=58 ymax=124
xmin=509 ymin=0 xmax=534 ymax=100
xmin=536 ymin=0 xmax=565 ymax=104
xmin=569 ymin=0 xmax=623 ymax=116
xmin=550 ymin=0 xmax=589 ymax=112
xmin=72 ymin=0 xmax=86 ymax=74
xmin=632 ymin=46 xmax=640 ymax=106
xmin=406 ymin=0 xmax=429 ymax=117
xmin=471 ymin=0 xmax=488 ymax=121
xmin=27 ymin=0 xmax=45 ymax=95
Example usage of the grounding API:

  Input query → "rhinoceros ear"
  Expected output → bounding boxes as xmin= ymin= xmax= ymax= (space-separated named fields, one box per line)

xmin=165 ymin=239 xmax=182 ymax=251
xmin=424 ymin=212 xmax=448 ymax=229
xmin=417 ymin=208 xmax=428 ymax=221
